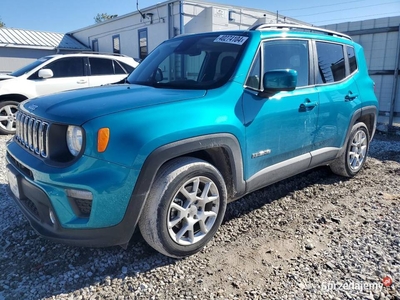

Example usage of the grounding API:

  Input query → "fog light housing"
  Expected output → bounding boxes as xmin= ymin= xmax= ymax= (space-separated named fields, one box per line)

xmin=49 ymin=210 xmax=56 ymax=224
xmin=66 ymin=189 xmax=93 ymax=218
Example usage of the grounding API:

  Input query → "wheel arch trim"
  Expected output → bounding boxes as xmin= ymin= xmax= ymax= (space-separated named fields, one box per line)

xmin=118 ymin=133 xmax=246 ymax=243
xmin=135 ymin=133 xmax=246 ymax=201
xmin=338 ymin=105 xmax=377 ymax=157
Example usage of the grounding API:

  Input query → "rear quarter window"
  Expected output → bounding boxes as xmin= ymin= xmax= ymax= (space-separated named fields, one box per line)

xmin=347 ymin=46 xmax=358 ymax=74
xmin=117 ymin=61 xmax=135 ymax=74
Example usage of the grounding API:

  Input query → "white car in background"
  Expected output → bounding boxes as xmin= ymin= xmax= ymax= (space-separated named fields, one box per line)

xmin=0 ymin=53 xmax=139 ymax=134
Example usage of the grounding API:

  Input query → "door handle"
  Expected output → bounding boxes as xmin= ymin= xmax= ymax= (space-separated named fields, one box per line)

xmin=299 ymin=99 xmax=318 ymax=112
xmin=77 ymin=80 xmax=87 ymax=84
xmin=345 ymin=91 xmax=358 ymax=101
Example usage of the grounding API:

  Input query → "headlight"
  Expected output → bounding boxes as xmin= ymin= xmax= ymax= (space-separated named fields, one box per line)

xmin=66 ymin=125 xmax=83 ymax=156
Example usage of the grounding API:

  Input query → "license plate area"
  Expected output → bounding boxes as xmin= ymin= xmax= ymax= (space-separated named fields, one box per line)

xmin=7 ymin=169 xmax=20 ymax=199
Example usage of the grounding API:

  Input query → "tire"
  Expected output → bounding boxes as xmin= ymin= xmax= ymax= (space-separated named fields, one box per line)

xmin=330 ymin=122 xmax=370 ymax=177
xmin=0 ymin=101 xmax=19 ymax=135
xmin=139 ymin=157 xmax=227 ymax=258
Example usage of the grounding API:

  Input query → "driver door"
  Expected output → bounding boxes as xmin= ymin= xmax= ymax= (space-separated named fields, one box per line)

xmin=242 ymin=39 xmax=319 ymax=184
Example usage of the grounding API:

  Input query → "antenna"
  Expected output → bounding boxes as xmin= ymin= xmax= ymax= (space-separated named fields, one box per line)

xmin=137 ymin=0 xmax=146 ymax=19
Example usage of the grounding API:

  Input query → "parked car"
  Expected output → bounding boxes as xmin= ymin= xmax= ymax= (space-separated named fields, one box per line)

xmin=0 ymin=53 xmax=139 ymax=134
xmin=6 ymin=24 xmax=378 ymax=258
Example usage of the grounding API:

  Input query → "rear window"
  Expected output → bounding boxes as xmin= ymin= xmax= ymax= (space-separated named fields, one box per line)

xmin=118 ymin=61 xmax=135 ymax=74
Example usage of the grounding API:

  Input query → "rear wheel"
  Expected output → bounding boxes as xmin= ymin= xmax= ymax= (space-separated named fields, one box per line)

xmin=330 ymin=122 xmax=370 ymax=177
xmin=0 ymin=101 xmax=19 ymax=135
xmin=139 ymin=157 xmax=227 ymax=258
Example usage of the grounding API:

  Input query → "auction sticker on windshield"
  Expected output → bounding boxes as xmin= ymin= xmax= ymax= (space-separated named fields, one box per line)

xmin=7 ymin=169 xmax=20 ymax=199
xmin=214 ymin=35 xmax=248 ymax=45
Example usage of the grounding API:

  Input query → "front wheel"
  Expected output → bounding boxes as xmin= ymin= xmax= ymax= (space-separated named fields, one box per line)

xmin=330 ymin=122 xmax=370 ymax=177
xmin=0 ymin=101 xmax=19 ymax=135
xmin=139 ymin=157 xmax=227 ymax=258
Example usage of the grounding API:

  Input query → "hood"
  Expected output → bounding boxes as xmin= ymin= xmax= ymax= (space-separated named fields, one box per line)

xmin=0 ymin=74 xmax=14 ymax=81
xmin=20 ymin=84 xmax=207 ymax=124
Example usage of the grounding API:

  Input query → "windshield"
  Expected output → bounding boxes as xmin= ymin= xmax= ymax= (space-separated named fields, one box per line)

xmin=10 ymin=56 xmax=52 ymax=77
xmin=126 ymin=33 xmax=249 ymax=89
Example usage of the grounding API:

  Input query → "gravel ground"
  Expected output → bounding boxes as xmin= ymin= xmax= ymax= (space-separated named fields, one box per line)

xmin=0 ymin=131 xmax=399 ymax=300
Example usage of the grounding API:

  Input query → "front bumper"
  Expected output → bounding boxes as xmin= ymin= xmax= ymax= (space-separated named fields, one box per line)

xmin=5 ymin=143 xmax=143 ymax=247
xmin=7 ymin=163 xmax=138 ymax=247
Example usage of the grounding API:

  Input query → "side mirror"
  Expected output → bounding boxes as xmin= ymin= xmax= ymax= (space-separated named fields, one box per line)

xmin=258 ymin=69 xmax=297 ymax=98
xmin=38 ymin=69 xmax=54 ymax=79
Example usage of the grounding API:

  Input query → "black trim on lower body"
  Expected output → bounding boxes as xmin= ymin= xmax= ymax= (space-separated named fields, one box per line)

xmin=337 ymin=105 xmax=377 ymax=157
xmin=6 ymin=162 xmax=137 ymax=247
xmin=362 ymin=105 xmax=378 ymax=139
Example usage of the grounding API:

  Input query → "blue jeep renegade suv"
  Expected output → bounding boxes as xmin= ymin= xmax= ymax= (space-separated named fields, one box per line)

xmin=6 ymin=24 xmax=378 ymax=258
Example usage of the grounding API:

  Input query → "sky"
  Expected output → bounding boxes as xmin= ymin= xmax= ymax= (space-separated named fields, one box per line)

xmin=1 ymin=0 xmax=399 ymax=33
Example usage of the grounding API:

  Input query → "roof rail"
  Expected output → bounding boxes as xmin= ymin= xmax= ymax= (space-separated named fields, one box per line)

xmin=76 ymin=51 xmax=130 ymax=57
xmin=250 ymin=23 xmax=352 ymax=40
xmin=59 ymin=51 xmax=130 ymax=58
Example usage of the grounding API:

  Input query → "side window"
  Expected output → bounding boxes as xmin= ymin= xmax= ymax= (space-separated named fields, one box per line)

xmin=347 ymin=46 xmax=358 ymax=74
xmin=138 ymin=29 xmax=148 ymax=60
xmin=263 ymin=40 xmax=309 ymax=87
xmin=118 ymin=61 xmax=135 ymax=73
xmin=89 ymin=58 xmax=114 ymax=75
xmin=316 ymin=42 xmax=345 ymax=84
xmin=113 ymin=35 xmax=121 ymax=54
xmin=245 ymin=50 xmax=261 ymax=90
xmin=42 ymin=57 xmax=84 ymax=78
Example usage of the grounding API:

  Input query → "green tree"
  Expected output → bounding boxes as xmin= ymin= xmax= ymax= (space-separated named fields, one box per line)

xmin=94 ymin=13 xmax=118 ymax=23
xmin=0 ymin=17 xmax=5 ymax=28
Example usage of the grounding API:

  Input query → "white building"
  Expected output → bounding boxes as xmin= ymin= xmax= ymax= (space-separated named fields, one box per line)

xmin=69 ymin=0 xmax=307 ymax=61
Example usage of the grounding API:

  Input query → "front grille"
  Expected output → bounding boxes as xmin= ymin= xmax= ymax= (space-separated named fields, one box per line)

xmin=15 ymin=112 xmax=49 ymax=158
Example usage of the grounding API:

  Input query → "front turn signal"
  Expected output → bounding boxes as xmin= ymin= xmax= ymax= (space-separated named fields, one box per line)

xmin=97 ymin=128 xmax=110 ymax=152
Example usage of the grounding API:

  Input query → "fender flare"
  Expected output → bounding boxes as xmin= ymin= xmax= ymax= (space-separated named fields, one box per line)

xmin=116 ymin=133 xmax=246 ymax=243
xmin=338 ymin=105 xmax=377 ymax=157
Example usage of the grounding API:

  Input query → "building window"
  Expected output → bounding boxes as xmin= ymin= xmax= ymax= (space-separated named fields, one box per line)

xmin=113 ymin=35 xmax=121 ymax=54
xmin=92 ymin=39 xmax=99 ymax=52
xmin=138 ymin=28 xmax=148 ymax=60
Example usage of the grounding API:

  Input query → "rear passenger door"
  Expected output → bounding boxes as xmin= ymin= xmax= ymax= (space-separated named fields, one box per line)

xmin=313 ymin=41 xmax=361 ymax=150
xmin=88 ymin=57 xmax=130 ymax=86
xmin=242 ymin=39 xmax=319 ymax=182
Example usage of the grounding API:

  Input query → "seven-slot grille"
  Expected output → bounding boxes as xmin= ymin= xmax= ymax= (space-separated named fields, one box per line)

xmin=15 ymin=111 xmax=49 ymax=158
